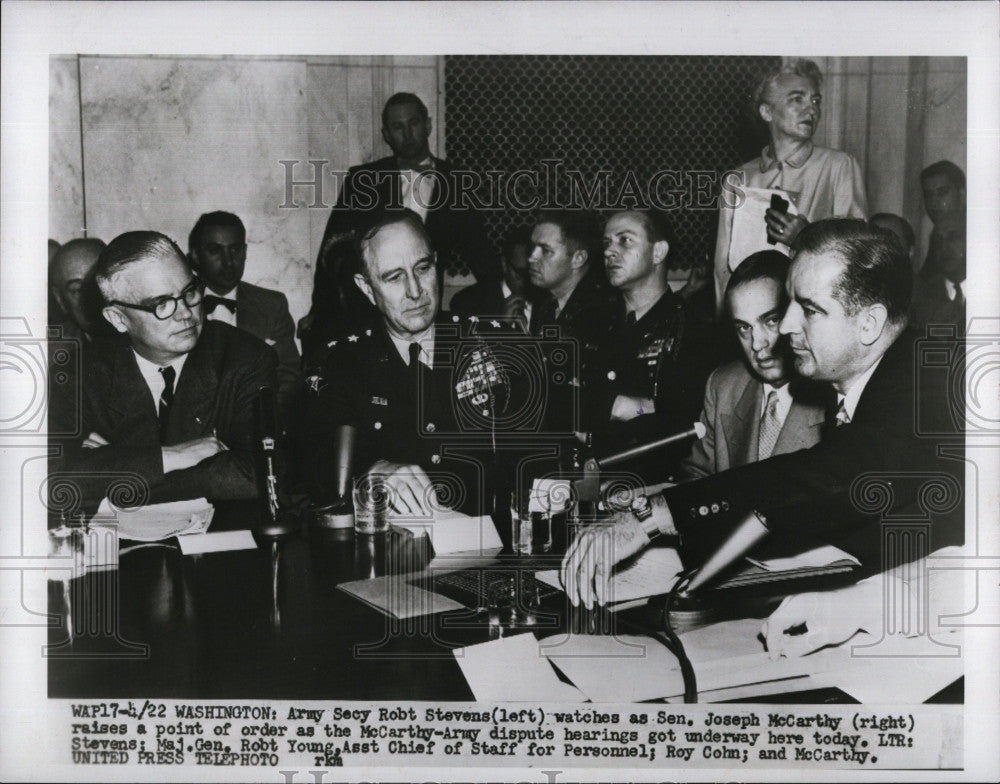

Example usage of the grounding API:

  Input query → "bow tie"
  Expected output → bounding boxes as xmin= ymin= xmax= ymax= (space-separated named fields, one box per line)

xmin=204 ymin=295 xmax=237 ymax=314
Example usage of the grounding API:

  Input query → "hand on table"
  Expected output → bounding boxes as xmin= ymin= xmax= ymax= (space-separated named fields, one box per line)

xmin=765 ymin=210 xmax=809 ymax=246
xmin=761 ymin=578 xmax=882 ymax=658
xmin=560 ymin=511 xmax=650 ymax=609
xmin=368 ymin=460 xmax=439 ymax=517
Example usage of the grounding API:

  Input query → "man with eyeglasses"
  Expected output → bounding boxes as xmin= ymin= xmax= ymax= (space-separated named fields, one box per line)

xmin=59 ymin=230 xmax=277 ymax=512
xmin=187 ymin=211 xmax=301 ymax=426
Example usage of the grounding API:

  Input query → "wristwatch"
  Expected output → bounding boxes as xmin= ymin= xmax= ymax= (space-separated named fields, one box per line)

xmin=630 ymin=494 xmax=664 ymax=540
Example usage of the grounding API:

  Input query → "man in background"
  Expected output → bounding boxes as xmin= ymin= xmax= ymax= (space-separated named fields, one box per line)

xmin=305 ymin=92 xmax=499 ymax=348
xmin=911 ymin=161 xmax=966 ymax=332
xmin=714 ymin=59 xmax=868 ymax=309
xmin=188 ymin=211 xmax=301 ymax=426
xmin=682 ymin=249 xmax=826 ymax=478
xmin=49 ymin=238 xmax=110 ymax=342
xmin=586 ymin=209 xmax=714 ymax=472
xmin=449 ymin=225 xmax=536 ymax=325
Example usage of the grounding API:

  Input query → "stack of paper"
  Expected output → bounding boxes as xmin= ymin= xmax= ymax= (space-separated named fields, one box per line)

xmin=92 ymin=497 xmax=214 ymax=541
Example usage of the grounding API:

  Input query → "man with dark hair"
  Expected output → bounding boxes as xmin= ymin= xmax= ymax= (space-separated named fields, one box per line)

xmin=564 ymin=219 xmax=962 ymax=606
xmin=714 ymin=58 xmax=868 ymax=309
xmin=188 ymin=210 xmax=301 ymax=424
xmin=912 ymin=160 xmax=966 ymax=331
xmin=449 ymin=225 xmax=536 ymax=323
xmin=305 ymin=92 xmax=499 ymax=349
xmin=681 ymin=249 xmax=826 ymax=478
xmin=57 ymin=230 xmax=277 ymax=512
xmin=527 ymin=210 xmax=615 ymax=344
xmin=585 ymin=209 xmax=714 ymax=470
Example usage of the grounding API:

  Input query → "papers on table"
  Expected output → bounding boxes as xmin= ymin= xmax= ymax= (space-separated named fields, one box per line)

xmin=726 ymin=186 xmax=798 ymax=271
xmin=391 ymin=513 xmax=503 ymax=557
xmin=338 ymin=575 xmax=466 ymax=619
xmin=93 ymin=497 xmax=214 ymax=541
xmin=535 ymin=546 xmax=684 ymax=605
xmin=178 ymin=529 xmax=256 ymax=555
xmin=454 ymin=634 xmax=585 ymax=702
xmin=747 ymin=544 xmax=860 ymax=572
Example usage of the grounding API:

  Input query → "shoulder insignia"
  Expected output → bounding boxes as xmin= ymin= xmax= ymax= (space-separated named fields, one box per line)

xmin=306 ymin=374 xmax=327 ymax=394
xmin=348 ymin=334 xmax=359 ymax=342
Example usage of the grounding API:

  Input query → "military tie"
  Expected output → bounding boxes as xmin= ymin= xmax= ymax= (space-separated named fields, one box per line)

xmin=757 ymin=389 xmax=781 ymax=460
xmin=409 ymin=342 xmax=422 ymax=387
xmin=158 ymin=365 xmax=176 ymax=441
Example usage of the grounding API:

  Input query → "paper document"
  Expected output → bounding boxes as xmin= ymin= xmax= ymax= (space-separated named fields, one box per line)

xmin=727 ymin=186 xmax=797 ymax=271
xmin=93 ymin=497 xmax=214 ymax=541
xmin=455 ymin=634 xmax=586 ymax=702
xmin=747 ymin=544 xmax=860 ymax=572
xmin=535 ymin=546 xmax=684 ymax=604
xmin=338 ymin=575 xmax=466 ymax=619
xmin=391 ymin=513 xmax=503 ymax=555
xmin=178 ymin=529 xmax=256 ymax=555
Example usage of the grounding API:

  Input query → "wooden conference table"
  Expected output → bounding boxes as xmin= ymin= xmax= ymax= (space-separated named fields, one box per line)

xmin=47 ymin=504 xmax=961 ymax=704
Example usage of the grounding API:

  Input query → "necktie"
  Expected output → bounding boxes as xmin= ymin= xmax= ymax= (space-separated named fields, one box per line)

xmin=158 ymin=365 xmax=176 ymax=441
xmin=834 ymin=398 xmax=851 ymax=427
xmin=409 ymin=342 xmax=422 ymax=385
xmin=757 ymin=389 xmax=781 ymax=460
xmin=530 ymin=296 xmax=557 ymax=336
xmin=625 ymin=310 xmax=637 ymax=328
xmin=204 ymin=295 xmax=237 ymax=314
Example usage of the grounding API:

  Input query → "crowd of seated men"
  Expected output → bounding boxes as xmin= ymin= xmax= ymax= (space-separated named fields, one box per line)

xmin=48 ymin=60 xmax=967 ymax=657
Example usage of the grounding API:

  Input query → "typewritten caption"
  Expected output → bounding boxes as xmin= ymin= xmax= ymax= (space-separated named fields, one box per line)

xmin=61 ymin=700 xmax=960 ymax=770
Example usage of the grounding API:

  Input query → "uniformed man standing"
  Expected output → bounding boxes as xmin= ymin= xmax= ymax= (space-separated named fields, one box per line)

xmin=306 ymin=210 xmax=564 ymax=518
xmin=586 ymin=209 xmax=715 ymax=474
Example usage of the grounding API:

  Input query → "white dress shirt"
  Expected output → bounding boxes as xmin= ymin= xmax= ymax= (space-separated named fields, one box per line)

xmin=400 ymin=157 xmax=436 ymax=222
xmin=388 ymin=325 xmax=435 ymax=369
xmin=838 ymin=356 xmax=884 ymax=421
xmin=133 ymin=350 xmax=189 ymax=411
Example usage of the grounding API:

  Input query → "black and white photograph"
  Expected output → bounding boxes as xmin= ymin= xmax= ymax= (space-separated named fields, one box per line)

xmin=1 ymin=1 xmax=998 ymax=781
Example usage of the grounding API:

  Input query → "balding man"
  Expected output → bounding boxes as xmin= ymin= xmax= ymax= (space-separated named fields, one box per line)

xmin=49 ymin=238 xmax=109 ymax=341
xmin=58 ymin=231 xmax=277 ymax=513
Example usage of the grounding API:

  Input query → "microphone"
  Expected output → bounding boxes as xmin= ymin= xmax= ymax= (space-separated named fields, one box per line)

xmin=311 ymin=425 xmax=358 ymax=530
xmin=574 ymin=423 xmax=707 ymax=504
xmin=685 ymin=510 xmax=770 ymax=593
xmin=599 ymin=422 xmax=707 ymax=468
xmin=256 ymin=386 xmax=295 ymax=539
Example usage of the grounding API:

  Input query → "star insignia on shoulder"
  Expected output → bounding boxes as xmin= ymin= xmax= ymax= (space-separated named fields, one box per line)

xmin=469 ymin=316 xmax=479 ymax=323
xmin=348 ymin=334 xmax=359 ymax=342
xmin=490 ymin=320 xmax=501 ymax=328
xmin=327 ymin=339 xmax=338 ymax=347
xmin=306 ymin=375 xmax=326 ymax=394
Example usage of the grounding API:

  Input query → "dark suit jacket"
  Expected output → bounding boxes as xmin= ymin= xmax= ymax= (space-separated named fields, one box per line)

xmin=55 ymin=322 xmax=278 ymax=512
xmin=449 ymin=280 xmax=507 ymax=319
xmin=909 ymin=272 xmax=965 ymax=334
xmin=662 ymin=331 xmax=964 ymax=574
xmin=235 ymin=281 xmax=302 ymax=419
xmin=681 ymin=361 xmax=827 ymax=478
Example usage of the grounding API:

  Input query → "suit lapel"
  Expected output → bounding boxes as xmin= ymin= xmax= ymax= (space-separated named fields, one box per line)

xmin=164 ymin=331 xmax=218 ymax=443
xmin=722 ymin=375 xmax=761 ymax=468
xmin=773 ymin=398 xmax=825 ymax=455
xmin=107 ymin=344 xmax=157 ymax=422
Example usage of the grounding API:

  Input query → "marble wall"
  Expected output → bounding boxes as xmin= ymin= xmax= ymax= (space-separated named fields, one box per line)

xmin=49 ymin=55 xmax=443 ymax=330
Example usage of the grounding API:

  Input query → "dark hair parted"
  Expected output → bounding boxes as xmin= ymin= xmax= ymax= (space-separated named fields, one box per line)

xmin=381 ymin=92 xmax=429 ymax=128
xmin=535 ymin=210 xmax=602 ymax=263
xmin=188 ymin=211 xmax=246 ymax=251
xmin=94 ymin=231 xmax=187 ymax=302
xmin=725 ymin=249 xmax=790 ymax=303
xmin=920 ymin=160 xmax=966 ymax=191
xmin=793 ymin=218 xmax=912 ymax=323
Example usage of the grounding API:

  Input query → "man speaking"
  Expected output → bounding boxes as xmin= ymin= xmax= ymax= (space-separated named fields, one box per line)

xmin=563 ymin=219 xmax=963 ymax=608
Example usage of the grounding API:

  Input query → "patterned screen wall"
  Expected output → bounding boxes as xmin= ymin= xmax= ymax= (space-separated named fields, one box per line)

xmin=444 ymin=55 xmax=780 ymax=274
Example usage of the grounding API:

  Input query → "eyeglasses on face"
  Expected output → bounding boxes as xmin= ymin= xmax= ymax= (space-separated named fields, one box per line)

xmin=108 ymin=278 xmax=205 ymax=321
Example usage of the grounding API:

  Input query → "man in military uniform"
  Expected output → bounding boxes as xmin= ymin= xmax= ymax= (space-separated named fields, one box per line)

xmin=307 ymin=210 xmax=573 ymax=518
xmin=585 ymin=209 xmax=715 ymax=474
